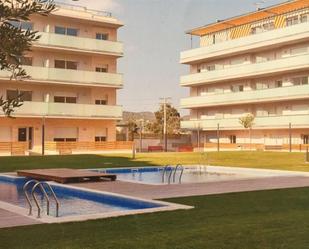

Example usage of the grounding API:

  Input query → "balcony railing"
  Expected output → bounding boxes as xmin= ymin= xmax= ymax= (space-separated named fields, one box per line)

xmin=181 ymin=84 xmax=309 ymax=108
xmin=181 ymin=114 xmax=309 ymax=130
xmin=180 ymin=54 xmax=309 ymax=86
xmin=9 ymin=101 xmax=122 ymax=119
xmin=35 ymin=32 xmax=123 ymax=56
xmin=0 ymin=66 xmax=123 ymax=87
xmin=181 ymin=20 xmax=309 ymax=64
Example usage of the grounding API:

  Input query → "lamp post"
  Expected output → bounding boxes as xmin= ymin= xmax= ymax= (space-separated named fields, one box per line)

xmin=41 ymin=116 xmax=45 ymax=156
xmin=139 ymin=119 xmax=144 ymax=153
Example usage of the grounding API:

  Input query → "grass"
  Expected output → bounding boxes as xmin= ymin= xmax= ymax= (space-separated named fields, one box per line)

xmin=0 ymin=151 xmax=308 ymax=173
xmin=2 ymin=187 xmax=309 ymax=249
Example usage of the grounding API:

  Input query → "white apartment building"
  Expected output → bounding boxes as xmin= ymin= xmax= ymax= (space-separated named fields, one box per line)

xmin=0 ymin=3 xmax=126 ymax=155
xmin=180 ymin=0 xmax=309 ymax=149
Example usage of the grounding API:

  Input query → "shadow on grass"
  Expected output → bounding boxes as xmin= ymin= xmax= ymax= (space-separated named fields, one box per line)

xmin=0 ymin=154 xmax=158 ymax=173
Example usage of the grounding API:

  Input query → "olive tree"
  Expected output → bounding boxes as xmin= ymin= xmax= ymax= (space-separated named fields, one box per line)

xmin=0 ymin=0 xmax=55 ymax=116
xmin=239 ymin=113 xmax=255 ymax=149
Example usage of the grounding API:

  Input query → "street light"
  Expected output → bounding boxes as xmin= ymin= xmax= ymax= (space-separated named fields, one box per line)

xmin=138 ymin=119 xmax=144 ymax=153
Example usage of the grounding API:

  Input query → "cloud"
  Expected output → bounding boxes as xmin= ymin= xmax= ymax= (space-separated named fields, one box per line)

xmin=60 ymin=0 xmax=122 ymax=14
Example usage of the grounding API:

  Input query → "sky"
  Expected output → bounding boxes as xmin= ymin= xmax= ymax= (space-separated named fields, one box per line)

xmin=61 ymin=0 xmax=286 ymax=114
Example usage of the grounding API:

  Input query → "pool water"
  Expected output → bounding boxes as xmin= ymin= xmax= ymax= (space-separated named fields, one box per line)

xmin=96 ymin=166 xmax=252 ymax=185
xmin=95 ymin=166 xmax=302 ymax=185
xmin=0 ymin=175 xmax=165 ymax=217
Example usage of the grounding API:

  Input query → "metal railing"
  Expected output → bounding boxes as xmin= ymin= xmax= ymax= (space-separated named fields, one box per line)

xmin=23 ymin=180 xmax=60 ymax=218
xmin=161 ymin=165 xmax=184 ymax=184
xmin=23 ymin=179 xmax=39 ymax=215
xmin=161 ymin=165 xmax=171 ymax=183
xmin=55 ymin=1 xmax=112 ymax=17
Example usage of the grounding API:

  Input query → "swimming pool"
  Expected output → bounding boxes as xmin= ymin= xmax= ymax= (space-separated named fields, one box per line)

xmin=0 ymin=174 xmax=189 ymax=222
xmin=94 ymin=166 xmax=307 ymax=185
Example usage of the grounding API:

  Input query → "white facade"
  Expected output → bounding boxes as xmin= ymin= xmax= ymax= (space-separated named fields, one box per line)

xmin=180 ymin=1 xmax=309 ymax=148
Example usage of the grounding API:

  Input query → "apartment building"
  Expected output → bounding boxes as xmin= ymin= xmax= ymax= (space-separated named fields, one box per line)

xmin=180 ymin=0 xmax=309 ymax=148
xmin=0 ymin=3 xmax=124 ymax=154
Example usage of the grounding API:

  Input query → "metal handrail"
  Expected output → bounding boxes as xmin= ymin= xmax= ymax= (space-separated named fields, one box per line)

xmin=167 ymin=167 xmax=174 ymax=184
xmin=40 ymin=182 xmax=60 ymax=217
xmin=23 ymin=179 xmax=39 ymax=215
xmin=31 ymin=182 xmax=50 ymax=218
xmin=161 ymin=165 xmax=171 ymax=183
xmin=173 ymin=164 xmax=184 ymax=183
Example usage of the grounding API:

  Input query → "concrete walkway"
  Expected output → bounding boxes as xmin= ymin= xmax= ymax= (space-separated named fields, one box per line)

xmin=73 ymin=176 xmax=309 ymax=199
xmin=0 ymin=208 xmax=41 ymax=229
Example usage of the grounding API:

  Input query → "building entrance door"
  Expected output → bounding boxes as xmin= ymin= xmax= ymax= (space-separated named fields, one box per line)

xmin=304 ymin=135 xmax=309 ymax=144
xmin=18 ymin=127 xmax=34 ymax=149
xmin=18 ymin=128 xmax=27 ymax=142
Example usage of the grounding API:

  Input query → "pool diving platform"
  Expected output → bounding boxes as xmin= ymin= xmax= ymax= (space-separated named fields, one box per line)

xmin=17 ymin=168 xmax=116 ymax=183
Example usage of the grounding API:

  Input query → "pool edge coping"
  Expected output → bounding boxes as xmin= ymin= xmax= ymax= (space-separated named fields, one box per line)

xmin=0 ymin=174 xmax=193 ymax=225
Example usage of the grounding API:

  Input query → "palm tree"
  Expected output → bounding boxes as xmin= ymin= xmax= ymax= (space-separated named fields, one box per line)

xmin=239 ymin=113 xmax=255 ymax=150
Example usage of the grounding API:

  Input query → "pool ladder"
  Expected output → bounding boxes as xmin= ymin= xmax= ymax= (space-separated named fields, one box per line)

xmin=23 ymin=180 xmax=60 ymax=218
xmin=162 ymin=164 xmax=184 ymax=184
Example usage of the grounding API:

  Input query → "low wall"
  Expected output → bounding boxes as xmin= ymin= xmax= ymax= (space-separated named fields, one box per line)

xmin=194 ymin=143 xmax=309 ymax=152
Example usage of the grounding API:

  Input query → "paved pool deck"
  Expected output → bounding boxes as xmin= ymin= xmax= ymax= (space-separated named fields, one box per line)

xmin=2 ymin=173 xmax=309 ymax=229
xmin=0 ymin=208 xmax=41 ymax=229
xmin=73 ymin=175 xmax=309 ymax=199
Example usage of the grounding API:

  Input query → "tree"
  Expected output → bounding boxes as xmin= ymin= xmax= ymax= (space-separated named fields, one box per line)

xmin=239 ymin=113 xmax=255 ymax=149
xmin=0 ymin=0 xmax=55 ymax=116
xmin=126 ymin=116 xmax=139 ymax=141
xmin=146 ymin=104 xmax=181 ymax=136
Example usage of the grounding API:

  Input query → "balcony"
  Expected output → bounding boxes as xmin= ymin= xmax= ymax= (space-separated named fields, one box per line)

xmin=9 ymin=101 xmax=122 ymax=119
xmin=181 ymin=114 xmax=309 ymax=130
xmin=0 ymin=66 xmax=123 ymax=88
xmin=181 ymin=84 xmax=309 ymax=108
xmin=180 ymin=54 xmax=309 ymax=86
xmin=180 ymin=22 xmax=309 ymax=64
xmin=35 ymin=32 xmax=123 ymax=57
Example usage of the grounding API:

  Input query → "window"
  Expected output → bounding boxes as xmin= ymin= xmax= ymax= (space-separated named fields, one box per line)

xmin=231 ymin=85 xmax=244 ymax=92
xmin=6 ymin=90 xmax=18 ymax=101
xmin=212 ymin=34 xmax=216 ymax=44
xmin=66 ymin=97 xmax=77 ymax=103
xmin=20 ymin=91 xmax=32 ymax=101
xmin=95 ymin=66 xmax=108 ymax=73
xmin=54 ymin=138 xmax=77 ymax=142
xmin=55 ymin=26 xmax=78 ymax=36
xmin=54 ymin=96 xmax=77 ymax=103
xmin=300 ymin=14 xmax=308 ymax=23
xmin=286 ymin=16 xmax=299 ymax=26
xmin=55 ymin=60 xmax=78 ymax=70
xmin=20 ymin=57 xmax=32 ymax=66
xmin=7 ymin=90 xmax=32 ymax=101
xmin=54 ymin=60 xmax=66 ymax=69
xmin=291 ymin=76 xmax=308 ymax=86
xmin=66 ymin=61 xmax=78 ymax=70
xmin=251 ymin=26 xmax=263 ymax=34
xmin=55 ymin=26 xmax=66 ymax=35
xmin=229 ymin=135 xmax=236 ymax=144
xmin=207 ymin=65 xmax=215 ymax=71
xmin=96 ymin=33 xmax=109 ymax=40
xmin=290 ymin=46 xmax=307 ymax=55
xmin=67 ymin=28 xmax=78 ymax=36
xmin=95 ymin=136 xmax=106 ymax=142
xmin=263 ymin=22 xmax=275 ymax=31
xmin=275 ymin=80 xmax=282 ymax=88
xmin=95 ymin=99 xmax=107 ymax=105
xmin=54 ymin=96 xmax=65 ymax=103
xmin=9 ymin=21 xmax=33 ymax=30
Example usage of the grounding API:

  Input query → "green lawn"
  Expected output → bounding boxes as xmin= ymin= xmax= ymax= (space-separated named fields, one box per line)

xmin=2 ymin=187 xmax=309 ymax=249
xmin=0 ymin=151 xmax=308 ymax=173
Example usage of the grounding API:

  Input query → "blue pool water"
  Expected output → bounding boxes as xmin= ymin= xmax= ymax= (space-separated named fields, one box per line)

xmin=94 ymin=166 xmax=243 ymax=185
xmin=0 ymin=175 xmax=165 ymax=217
